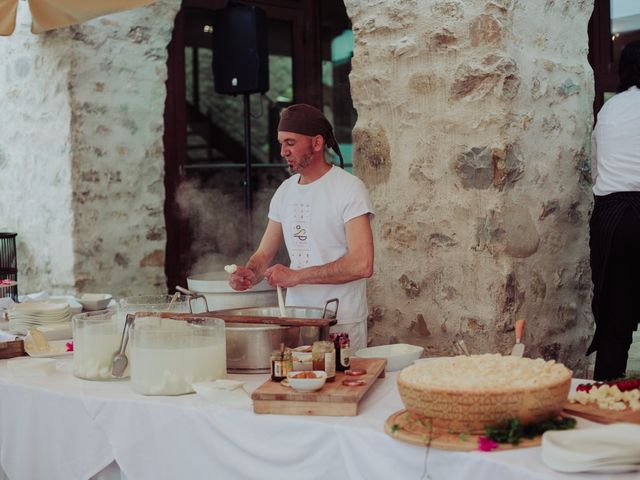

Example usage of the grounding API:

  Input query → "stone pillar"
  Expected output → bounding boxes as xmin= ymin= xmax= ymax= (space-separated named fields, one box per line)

xmin=0 ymin=0 xmax=181 ymax=296
xmin=346 ymin=0 xmax=594 ymax=372
xmin=68 ymin=0 xmax=181 ymax=295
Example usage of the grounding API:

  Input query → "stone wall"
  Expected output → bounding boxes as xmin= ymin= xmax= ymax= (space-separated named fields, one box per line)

xmin=0 ymin=0 xmax=181 ymax=296
xmin=0 ymin=0 xmax=596 ymax=372
xmin=0 ymin=4 xmax=75 ymax=293
xmin=345 ymin=0 xmax=594 ymax=372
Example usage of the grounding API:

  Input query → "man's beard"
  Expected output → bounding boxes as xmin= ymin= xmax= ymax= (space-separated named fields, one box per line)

xmin=287 ymin=149 xmax=314 ymax=174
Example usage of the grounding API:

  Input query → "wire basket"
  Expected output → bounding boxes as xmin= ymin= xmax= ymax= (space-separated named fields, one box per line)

xmin=0 ymin=233 xmax=18 ymax=302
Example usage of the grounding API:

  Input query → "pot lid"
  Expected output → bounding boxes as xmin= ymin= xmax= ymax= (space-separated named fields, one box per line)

xmin=187 ymin=271 xmax=275 ymax=294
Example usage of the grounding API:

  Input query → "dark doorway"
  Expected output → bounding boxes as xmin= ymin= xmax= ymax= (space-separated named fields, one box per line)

xmin=589 ymin=0 xmax=640 ymax=115
xmin=163 ymin=0 xmax=355 ymax=291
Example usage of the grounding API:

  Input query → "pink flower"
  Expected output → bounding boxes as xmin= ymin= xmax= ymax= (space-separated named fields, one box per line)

xmin=66 ymin=341 xmax=74 ymax=352
xmin=478 ymin=436 xmax=499 ymax=452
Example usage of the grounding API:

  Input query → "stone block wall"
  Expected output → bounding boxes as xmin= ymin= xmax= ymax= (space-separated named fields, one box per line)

xmin=0 ymin=6 xmax=75 ymax=293
xmin=0 ymin=0 xmax=181 ymax=296
xmin=68 ymin=1 xmax=181 ymax=295
xmin=0 ymin=0 xmax=597 ymax=372
xmin=345 ymin=0 xmax=594 ymax=372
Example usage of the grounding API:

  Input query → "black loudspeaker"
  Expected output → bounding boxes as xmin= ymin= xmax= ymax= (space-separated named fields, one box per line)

xmin=212 ymin=4 xmax=269 ymax=95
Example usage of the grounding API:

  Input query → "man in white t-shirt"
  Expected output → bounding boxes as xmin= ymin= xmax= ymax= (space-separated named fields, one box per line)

xmin=229 ymin=104 xmax=374 ymax=350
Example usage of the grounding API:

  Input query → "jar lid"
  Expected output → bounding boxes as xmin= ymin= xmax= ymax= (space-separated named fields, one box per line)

xmin=342 ymin=379 xmax=366 ymax=387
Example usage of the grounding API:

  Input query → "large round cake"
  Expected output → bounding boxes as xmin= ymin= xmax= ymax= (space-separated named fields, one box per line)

xmin=397 ymin=354 xmax=572 ymax=433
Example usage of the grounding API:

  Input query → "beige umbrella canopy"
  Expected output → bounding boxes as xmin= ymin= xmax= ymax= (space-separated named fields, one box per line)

xmin=0 ymin=0 xmax=154 ymax=36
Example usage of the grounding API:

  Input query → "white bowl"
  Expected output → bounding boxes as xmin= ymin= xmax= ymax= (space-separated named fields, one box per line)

xmin=76 ymin=293 xmax=113 ymax=311
xmin=355 ymin=344 xmax=424 ymax=372
xmin=287 ymin=370 xmax=327 ymax=392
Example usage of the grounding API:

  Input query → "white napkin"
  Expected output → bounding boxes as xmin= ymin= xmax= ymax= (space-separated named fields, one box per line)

xmin=192 ymin=380 xmax=252 ymax=407
xmin=0 ymin=330 xmax=19 ymax=342
xmin=541 ymin=423 xmax=640 ymax=473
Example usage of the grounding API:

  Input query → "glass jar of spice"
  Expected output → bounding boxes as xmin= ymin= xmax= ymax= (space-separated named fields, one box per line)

xmin=312 ymin=340 xmax=335 ymax=382
xmin=270 ymin=348 xmax=292 ymax=382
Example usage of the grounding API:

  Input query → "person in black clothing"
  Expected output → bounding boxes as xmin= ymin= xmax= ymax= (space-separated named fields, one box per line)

xmin=587 ymin=41 xmax=640 ymax=381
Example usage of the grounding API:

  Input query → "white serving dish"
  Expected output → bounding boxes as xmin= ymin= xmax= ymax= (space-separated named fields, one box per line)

xmin=355 ymin=344 xmax=424 ymax=372
xmin=77 ymin=293 xmax=113 ymax=311
xmin=187 ymin=271 xmax=276 ymax=310
xmin=25 ymin=340 xmax=72 ymax=358
xmin=287 ymin=370 xmax=327 ymax=392
xmin=192 ymin=380 xmax=251 ymax=407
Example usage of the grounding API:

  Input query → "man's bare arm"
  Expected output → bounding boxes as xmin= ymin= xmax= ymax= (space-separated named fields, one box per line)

xmin=264 ymin=214 xmax=373 ymax=287
xmin=229 ymin=220 xmax=283 ymax=291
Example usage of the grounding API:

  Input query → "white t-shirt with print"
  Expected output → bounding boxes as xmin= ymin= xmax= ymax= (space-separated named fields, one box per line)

xmin=268 ymin=165 xmax=374 ymax=326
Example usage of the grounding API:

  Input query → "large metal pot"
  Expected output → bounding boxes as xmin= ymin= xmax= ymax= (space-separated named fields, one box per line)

xmin=220 ymin=303 xmax=338 ymax=373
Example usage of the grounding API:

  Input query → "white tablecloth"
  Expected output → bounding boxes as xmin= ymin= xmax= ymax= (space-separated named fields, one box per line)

xmin=0 ymin=358 xmax=637 ymax=480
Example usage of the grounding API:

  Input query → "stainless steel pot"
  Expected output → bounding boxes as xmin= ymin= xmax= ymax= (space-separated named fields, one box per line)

xmin=172 ymin=289 xmax=338 ymax=373
xmin=221 ymin=303 xmax=338 ymax=373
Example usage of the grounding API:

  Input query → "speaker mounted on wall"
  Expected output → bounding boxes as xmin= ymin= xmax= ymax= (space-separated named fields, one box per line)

xmin=212 ymin=3 xmax=270 ymax=95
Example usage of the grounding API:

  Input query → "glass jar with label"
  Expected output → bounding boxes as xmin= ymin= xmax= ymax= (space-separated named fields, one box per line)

xmin=331 ymin=332 xmax=350 ymax=371
xmin=270 ymin=349 xmax=292 ymax=382
xmin=312 ymin=340 xmax=335 ymax=382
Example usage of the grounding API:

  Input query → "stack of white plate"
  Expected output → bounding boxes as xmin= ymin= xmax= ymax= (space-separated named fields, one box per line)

xmin=8 ymin=300 xmax=72 ymax=335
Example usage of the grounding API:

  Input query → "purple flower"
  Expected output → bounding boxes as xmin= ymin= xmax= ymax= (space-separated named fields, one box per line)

xmin=477 ymin=436 xmax=499 ymax=452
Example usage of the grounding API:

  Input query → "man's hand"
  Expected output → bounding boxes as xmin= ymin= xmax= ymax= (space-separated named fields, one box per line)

xmin=229 ymin=266 xmax=257 ymax=291
xmin=264 ymin=264 xmax=300 ymax=288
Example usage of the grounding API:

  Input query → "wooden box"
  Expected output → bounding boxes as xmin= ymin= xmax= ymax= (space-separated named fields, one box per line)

xmin=0 ymin=339 xmax=25 ymax=359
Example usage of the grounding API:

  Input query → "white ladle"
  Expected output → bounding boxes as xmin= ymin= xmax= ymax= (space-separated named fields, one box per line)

xmin=277 ymin=286 xmax=286 ymax=318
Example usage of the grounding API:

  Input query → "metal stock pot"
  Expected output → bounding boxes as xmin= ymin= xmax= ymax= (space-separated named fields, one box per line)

xmin=221 ymin=303 xmax=338 ymax=373
xmin=175 ymin=293 xmax=339 ymax=374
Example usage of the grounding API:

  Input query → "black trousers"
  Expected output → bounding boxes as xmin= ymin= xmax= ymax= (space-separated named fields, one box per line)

xmin=589 ymin=194 xmax=640 ymax=381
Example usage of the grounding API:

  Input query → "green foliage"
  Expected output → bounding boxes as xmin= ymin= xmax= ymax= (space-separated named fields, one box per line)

xmin=484 ymin=416 xmax=577 ymax=445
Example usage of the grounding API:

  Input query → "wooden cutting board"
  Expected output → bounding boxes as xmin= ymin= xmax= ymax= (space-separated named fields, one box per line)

xmin=563 ymin=401 xmax=640 ymax=424
xmin=252 ymin=357 xmax=386 ymax=416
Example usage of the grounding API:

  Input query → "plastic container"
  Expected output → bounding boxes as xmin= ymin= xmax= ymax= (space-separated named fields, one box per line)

xmin=72 ymin=309 xmax=126 ymax=380
xmin=129 ymin=315 xmax=226 ymax=395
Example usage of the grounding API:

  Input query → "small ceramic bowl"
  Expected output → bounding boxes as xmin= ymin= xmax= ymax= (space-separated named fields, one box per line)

xmin=287 ymin=370 xmax=327 ymax=392
xmin=76 ymin=293 xmax=113 ymax=311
